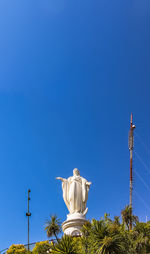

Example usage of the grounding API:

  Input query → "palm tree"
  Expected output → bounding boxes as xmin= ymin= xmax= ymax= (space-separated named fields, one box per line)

xmin=89 ymin=218 xmax=126 ymax=254
xmin=97 ymin=235 xmax=126 ymax=254
xmin=82 ymin=221 xmax=92 ymax=237
xmin=121 ymin=205 xmax=138 ymax=230
xmin=113 ymin=216 xmax=120 ymax=226
xmin=132 ymin=222 xmax=150 ymax=253
xmin=91 ymin=219 xmax=108 ymax=241
xmin=45 ymin=215 xmax=61 ymax=242
xmin=51 ymin=235 xmax=78 ymax=254
xmin=85 ymin=219 xmax=109 ymax=253
xmin=133 ymin=222 xmax=150 ymax=238
xmin=81 ymin=217 xmax=129 ymax=254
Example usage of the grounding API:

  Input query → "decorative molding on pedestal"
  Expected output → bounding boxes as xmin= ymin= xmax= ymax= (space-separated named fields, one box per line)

xmin=62 ymin=213 xmax=86 ymax=236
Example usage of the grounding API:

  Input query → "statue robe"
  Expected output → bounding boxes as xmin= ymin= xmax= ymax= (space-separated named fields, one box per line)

xmin=62 ymin=176 xmax=89 ymax=214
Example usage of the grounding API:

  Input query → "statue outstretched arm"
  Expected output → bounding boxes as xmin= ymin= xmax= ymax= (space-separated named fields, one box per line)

xmin=56 ymin=177 xmax=67 ymax=182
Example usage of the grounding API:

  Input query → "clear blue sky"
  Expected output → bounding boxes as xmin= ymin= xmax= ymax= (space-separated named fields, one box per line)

xmin=0 ymin=0 xmax=150 ymax=249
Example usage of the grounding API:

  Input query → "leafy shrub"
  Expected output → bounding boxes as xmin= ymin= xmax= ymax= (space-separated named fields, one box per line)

xmin=32 ymin=241 xmax=52 ymax=254
xmin=7 ymin=244 xmax=28 ymax=254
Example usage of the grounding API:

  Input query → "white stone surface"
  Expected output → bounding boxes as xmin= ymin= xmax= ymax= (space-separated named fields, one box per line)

xmin=62 ymin=213 xmax=87 ymax=236
xmin=56 ymin=169 xmax=91 ymax=236
xmin=56 ymin=168 xmax=91 ymax=215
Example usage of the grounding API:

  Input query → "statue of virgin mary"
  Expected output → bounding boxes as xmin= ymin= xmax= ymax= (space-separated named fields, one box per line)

xmin=56 ymin=168 xmax=91 ymax=215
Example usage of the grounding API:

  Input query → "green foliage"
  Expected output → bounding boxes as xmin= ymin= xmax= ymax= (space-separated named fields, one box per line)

xmin=7 ymin=210 xmax=150 ymax=254
xmin=80 ymin=215 xmax=127 ymax=254
xmin=78 ymin=210 xmax=150 ymax=254
xmin=45 ymin=215 xmax=61 ymax=242
xmin=121 ymin=205 xmax=138 ymax=231
xmin=97 ymin=235 xmax=126 ymax=254
xmin=7 ymin=245 xmax=28 ymax=254
xmin=50 ymin=235 xmax=78 ymax=254
xmin=131 ymin=221 xmax=150 ymax=254
xmin=32 ymin=241 xmax=52 ymax=254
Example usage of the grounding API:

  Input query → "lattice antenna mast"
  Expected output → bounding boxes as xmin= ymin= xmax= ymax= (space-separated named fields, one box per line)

xmin=128 ymin=113 xmax=135 ymax=230
xmin=26 ymin=189 xmax=31 ymax=251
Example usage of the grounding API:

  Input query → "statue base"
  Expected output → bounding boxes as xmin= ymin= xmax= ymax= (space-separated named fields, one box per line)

xmin=62 ymin=213 xmax=86 ymax=236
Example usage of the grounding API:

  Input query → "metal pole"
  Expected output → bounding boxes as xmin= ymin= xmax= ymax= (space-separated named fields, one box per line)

xmin=128 ymin=114 xmax=135 ymax=230
xmin=26 ymin=189 xmax=31 ymax=251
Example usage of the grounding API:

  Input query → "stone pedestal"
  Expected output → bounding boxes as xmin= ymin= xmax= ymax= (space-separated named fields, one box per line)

xmin=62 ymin=213 xmax=86 ymax=236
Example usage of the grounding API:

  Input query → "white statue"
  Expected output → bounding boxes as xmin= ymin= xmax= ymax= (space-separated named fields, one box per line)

xmin=56 ymin=168 xmax=91 ymax=215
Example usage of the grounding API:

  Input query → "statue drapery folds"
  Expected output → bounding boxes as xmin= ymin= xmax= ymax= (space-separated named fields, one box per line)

xmin=56 ymin=168 xmax=91 ymax=215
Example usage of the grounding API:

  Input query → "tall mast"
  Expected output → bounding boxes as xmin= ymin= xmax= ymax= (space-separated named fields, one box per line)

xmin=128 ymin=113 xmax=135 ymax=230
xmin=26 ymin=189 xmax=31 ymax=251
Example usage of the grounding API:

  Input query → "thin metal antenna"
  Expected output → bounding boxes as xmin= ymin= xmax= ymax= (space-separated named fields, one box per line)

xmin=128 ymin=113 xmax=135 ymax=230
xmin=26 ymin=189 xmax=31 ymax=251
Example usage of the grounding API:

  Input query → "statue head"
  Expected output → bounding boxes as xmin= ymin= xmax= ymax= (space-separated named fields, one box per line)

xmin=73 ymin=168 xmax=80 ymax=176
